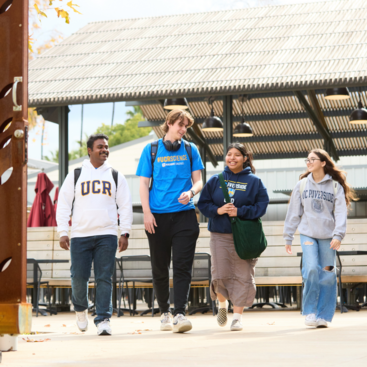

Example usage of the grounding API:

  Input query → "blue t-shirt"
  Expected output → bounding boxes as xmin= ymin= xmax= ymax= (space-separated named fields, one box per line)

xmin=136 ymin=139 xmax=204 ymax=214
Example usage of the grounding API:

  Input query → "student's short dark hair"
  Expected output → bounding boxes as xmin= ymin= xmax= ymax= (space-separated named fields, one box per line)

xmin=87 ymin=134 xmax=109 ymax=151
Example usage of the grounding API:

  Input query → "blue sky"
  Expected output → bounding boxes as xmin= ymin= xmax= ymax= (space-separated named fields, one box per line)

xmin=28 ymin=0 xmax=324 ymax=160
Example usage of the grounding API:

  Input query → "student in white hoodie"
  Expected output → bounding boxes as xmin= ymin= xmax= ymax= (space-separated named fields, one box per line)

xmin=284 ymin=149 xmax=357 ymax=328
xmin=56 ymin=134 xmax=133 ymax=336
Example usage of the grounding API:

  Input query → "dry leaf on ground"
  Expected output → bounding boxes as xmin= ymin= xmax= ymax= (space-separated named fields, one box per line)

xmin=22 ymin=337 xmax=51 ymax=343
xmin=267 ymin=322 xmax=276 ymax=325
xmin=44 ymin=324 xmax=51 ymax=327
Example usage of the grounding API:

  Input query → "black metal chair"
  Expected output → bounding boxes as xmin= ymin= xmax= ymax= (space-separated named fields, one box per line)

xmin=115 ymin=255 xmax=158 ymax=317
xmin=188 ymin=252 xmax=216 ymax=316
xmin=299 ymin=251 xmax=344 ymax=313
xmin=27 ymin=259 xmax=53 ymax=317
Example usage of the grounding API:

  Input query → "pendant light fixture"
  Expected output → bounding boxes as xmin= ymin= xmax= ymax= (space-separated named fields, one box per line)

xmin=233 ymin=95 xmax=253 ymax=137
xmin=163 ymin=98 xmax=189 ymax=110
xmin=325 ymin=87 xmax=350 ymax=100
xmin=349 ymin=89 xmax=367 ymax=124
xmin=202 ymin=97 xmax=223 ymax=131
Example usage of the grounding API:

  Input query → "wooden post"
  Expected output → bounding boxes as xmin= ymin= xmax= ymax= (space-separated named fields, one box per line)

xmin=0 ymin=0 xmax=32 ymax=338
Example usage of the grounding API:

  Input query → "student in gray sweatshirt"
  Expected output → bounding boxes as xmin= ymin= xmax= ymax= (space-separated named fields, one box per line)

xmin=284 ymin=149 xmax=357 ymax=328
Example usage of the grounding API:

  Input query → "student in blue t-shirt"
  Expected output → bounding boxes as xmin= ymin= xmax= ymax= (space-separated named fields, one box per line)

xmin=136 ymin=109 xmax=204 ymax=333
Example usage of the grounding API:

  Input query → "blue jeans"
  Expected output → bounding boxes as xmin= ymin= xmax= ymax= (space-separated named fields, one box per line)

xmin=300 ymin=234 xmax=337 ymax=322
xmin=70 ymin=235 xmax=117 ymax=325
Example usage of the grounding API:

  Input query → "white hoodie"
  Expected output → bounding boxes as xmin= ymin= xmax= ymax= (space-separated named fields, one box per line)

xmin=56 ymin=159 xmax=133 ymax=238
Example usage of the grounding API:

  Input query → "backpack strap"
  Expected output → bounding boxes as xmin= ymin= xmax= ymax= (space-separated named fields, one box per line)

xmin=183 ymin=140 xmax=193 ymax=170
xmin=72 ymin=167 xmax=82 ymax=214
xmin=111 ymin=168 xmax=118 ymax=189
xmin=299 ymin=177 xmax=307 ymax=196
xmin=149 ymin=140 xmax=159 ymax=190
xmin=74 ymin=167 xmax=82 ymax=186
xmin=110 ymin=167 xmax=119 ymax=225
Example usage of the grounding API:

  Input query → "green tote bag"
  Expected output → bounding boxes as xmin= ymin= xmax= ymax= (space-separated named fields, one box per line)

xmin=218 ymin=173 xmax=267 ymax=260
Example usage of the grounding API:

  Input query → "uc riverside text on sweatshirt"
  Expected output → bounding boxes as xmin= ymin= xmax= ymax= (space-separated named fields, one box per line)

xmin=56 ymin=159 xmax=133 ymax=238
xmin=283 ymin=173 xmax=347 ymax=245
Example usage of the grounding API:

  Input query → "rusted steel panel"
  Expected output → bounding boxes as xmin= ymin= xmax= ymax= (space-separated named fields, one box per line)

xmin=0 ymin=303 xmax=32 ymax=335
xmin=0 ymin=0 xmax=31 ymax=334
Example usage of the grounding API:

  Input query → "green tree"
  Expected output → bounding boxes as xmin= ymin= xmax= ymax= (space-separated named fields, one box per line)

xmin=45 ymin=106 xmax=151 ymax=162
xmin=94 ymin=106 xmax=151 ymax=148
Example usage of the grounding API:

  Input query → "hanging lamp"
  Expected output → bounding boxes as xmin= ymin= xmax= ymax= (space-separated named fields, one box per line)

xmin=325 ymin=87 xmax=350 ymax=100
xmin=202 ymin=98 xmax=223 ymax=131
xmin=233 ymin=95 xmax=253 ymax=137
xmin=163 ymin=98 xmax=188 ymax=110
xmin=349 ymin=89 xmax=367 ymax=124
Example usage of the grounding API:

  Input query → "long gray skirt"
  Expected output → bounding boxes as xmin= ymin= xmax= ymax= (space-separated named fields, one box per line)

xmin=210 ymin=232 xmax=258 ymax=307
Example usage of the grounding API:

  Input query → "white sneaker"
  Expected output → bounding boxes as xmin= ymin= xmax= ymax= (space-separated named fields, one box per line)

xmin=173 ymin=314 xmax=192 ymax=333
xmin=97 ymin=319 xmax=112 ymax=336
xmin=160 ymin=312 xmax=173 ymax=331
xmin=230 ymin=319 xmax=243 ymax=331
xmin=305 ymin=313 xmax=317 ymax=327
xmin=316 ymin=318 xmax=328 ymax=328
xmin=217 ymin=308 xmax=228 ymax=327
xmin=75 ymin=310 xmax=88 ymax=332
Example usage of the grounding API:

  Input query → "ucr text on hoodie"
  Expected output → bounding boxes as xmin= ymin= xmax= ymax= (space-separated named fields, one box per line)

xmin=56 ymin=159 xmax=133 ymax=238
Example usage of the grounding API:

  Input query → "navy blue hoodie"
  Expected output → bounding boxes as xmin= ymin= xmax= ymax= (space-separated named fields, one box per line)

xmin=198 ymin=166 xmax=269 ymax=233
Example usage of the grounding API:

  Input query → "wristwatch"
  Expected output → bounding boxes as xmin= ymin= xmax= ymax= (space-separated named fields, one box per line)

xmin=121 ymin=233 xmax=130 ymax=238
xmin=190 ymin=189 xmax=196 ymax=198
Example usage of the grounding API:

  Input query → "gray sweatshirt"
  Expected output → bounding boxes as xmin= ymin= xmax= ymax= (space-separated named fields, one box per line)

xmin=283 ymin=173 xmax=347 ymax=245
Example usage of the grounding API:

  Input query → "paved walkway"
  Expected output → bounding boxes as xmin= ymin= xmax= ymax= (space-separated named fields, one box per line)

xmin=2 ymin=310 xmax=367 ymax=367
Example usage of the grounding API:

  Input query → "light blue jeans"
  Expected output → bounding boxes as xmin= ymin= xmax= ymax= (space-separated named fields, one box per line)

xmin=70 ymin=235 xmax=117 ymax=325
xmin=300 ymin=234 xmax=337 ymax=322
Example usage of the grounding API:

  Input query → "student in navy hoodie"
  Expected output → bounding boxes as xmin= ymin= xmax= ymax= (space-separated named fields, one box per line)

xmin=198 ymin=143 xmax=269 ymax=331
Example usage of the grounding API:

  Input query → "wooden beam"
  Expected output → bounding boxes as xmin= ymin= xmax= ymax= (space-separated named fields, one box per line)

xmin=294 ymin=91 xmax=339 ymax=162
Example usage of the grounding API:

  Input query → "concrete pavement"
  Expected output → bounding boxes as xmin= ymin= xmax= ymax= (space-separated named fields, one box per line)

xmin=2 ymin=310 xmax=367 ymax=367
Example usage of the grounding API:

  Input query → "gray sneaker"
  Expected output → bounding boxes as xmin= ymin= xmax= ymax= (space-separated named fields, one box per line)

xmin=217 ymin=308 xmax=228 ymax=327
xmin=75 ymin=310 xmax=88 ymax=332
xmin=97 ymin=319 xmax=112 ymax=336
xmin=160 ymin=312 xmax=173 ymax=331
xmin=173 ymin=314 xmax=192 ymax=333
xmin=230 ymin=319 xmax=243 ymax=331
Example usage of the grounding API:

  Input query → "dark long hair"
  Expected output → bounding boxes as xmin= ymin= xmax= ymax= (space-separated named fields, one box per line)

xmin=300 ymin=149 xmax=358 ymax=207
xmin=226 ymin=143 xmax=256 ymax=173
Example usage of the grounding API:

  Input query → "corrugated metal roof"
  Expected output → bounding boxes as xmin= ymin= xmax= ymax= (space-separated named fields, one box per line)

xmin=141 ymin=88 xmax=367 ymax=160
xmin=29 ymin=0 xmax=367 ymax=106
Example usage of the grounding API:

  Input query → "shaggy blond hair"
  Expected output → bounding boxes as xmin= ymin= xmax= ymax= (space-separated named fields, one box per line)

xmin=160 ymin=109 xmax=194 ymax=133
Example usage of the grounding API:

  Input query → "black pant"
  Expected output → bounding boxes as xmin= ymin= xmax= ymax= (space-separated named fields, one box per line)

xmin=146 ymin=209 xmax=199 ymax=316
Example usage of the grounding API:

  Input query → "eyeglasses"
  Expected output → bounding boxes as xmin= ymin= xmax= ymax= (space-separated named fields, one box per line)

xmin=305 ymin=158 xmax=321 ymax=164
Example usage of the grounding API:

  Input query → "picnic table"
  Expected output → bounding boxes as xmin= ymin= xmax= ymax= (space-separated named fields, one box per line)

xmin=27 ymin=259 xmax=69 ymax=316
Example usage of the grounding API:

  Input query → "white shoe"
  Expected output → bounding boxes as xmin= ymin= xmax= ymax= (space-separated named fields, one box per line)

xmin=305 ymin=313 xmax=317 ymax=327
xmin=316 ymin=318 xmax=328 ymax=328
xmin=173 ymin=314 xmax=192 ymax=333
xmin=217 ymin=308 xmax=228 ymax=327
xmin=160 ymin=312 xmax=173 ymax=331
xmin=97 ymin=319 xmax=112 ymax=336
xmin=75 ymin=310 xmax=88 ymax=332
xmin=230 ymin=319 xmax=243 ymax=331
